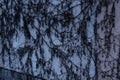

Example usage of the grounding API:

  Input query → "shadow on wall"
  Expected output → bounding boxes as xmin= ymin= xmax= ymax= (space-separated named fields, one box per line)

xmin=0 ymin=67 xmax=44 ymax=80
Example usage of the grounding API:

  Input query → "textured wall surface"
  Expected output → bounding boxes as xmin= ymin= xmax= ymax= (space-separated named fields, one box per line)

xmin=0 ymin=0 xmax=120 ymax=80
